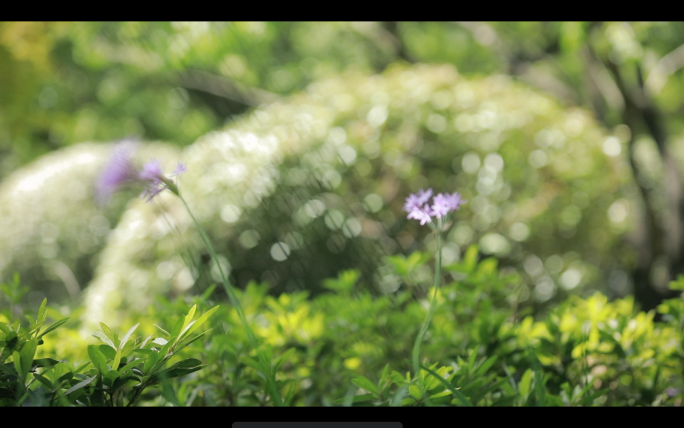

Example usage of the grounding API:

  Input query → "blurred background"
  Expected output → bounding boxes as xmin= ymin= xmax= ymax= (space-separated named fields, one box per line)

xmin=2 ymin=22 xmax=684 ymax=319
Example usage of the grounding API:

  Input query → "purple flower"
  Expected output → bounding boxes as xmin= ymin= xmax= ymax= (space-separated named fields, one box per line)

xmin=404 ymin=189 xmax=465 ymax=226
xmin=95 ymin=141 xmax=140 ymax=205
xmin=95 ymin=142 xmax=186 ymax=205
xmin=407 ymin=204 xmax=433 ymax=225
xmin=404 ymin=188 xmax=433 ymax=212
xmin=431 ymin=193 xmax=451 ymax=217
xmin=139 ymin=159 xmax=164 ymax=182
xmin=171 ymin=162 xmax=187 ymax=176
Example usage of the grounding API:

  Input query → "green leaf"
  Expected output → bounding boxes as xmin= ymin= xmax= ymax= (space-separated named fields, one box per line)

xmin=381 ymin=363 xmax=391 ymax=383
xmin=170 ymin=358 xmax=202 ymax=370
xmin=200 ymin=284 xmax=217 ymax=301
xmin=463 ymin=245 xmax=479 ymax=272
xmin=58 ymin=372 xmax=73 ymax=383
xmin=64 ymin=375 xmax=97 ymax=395
xmin=104 ymin=369 xmax=119 ymax=388
xmin=519 ymin=369 xmax=533 ymax=400
xmin=179 ymin=305 xmax=197 ymax=341
xmin=12 ymin=352 xmax=22 ymax=381
xmin=152 ymin=337 xmax=168 ymax=346
xmin=408 ymin=384 xmax=422 ymax=401
xmin=390 ymin=385 xmax=408 ymax=407
xmin=169 ymin=317 xmax=184 ymax=345
xmin=153 ymin=325 xmax=170 ymax=337
xmin=119 ymin=323 xmax=139 ymax=351
xmin=142 ymin=349 xmax=161 ymax=374
xmin=475 ymin=356 xmax=498 ymax=377
xmin=32 ymin=372 xmax=54 ymax=390
xmin=37 ymin=298 xmax=48 ymax=325
xmin=112 ymin=349 xmax=123 ymax=372
xmin=37 ymin=318 xmax=69 ymax=338
xmin=19 ymin=339 xmax=38 ymax=382
xmin=19 ymin=320 xmax=46 ymax=340
xmin=181 ymin=305 xmax=219 ymax=340
xmin=178 ymin=320 xmax=196 ymax=342
xmin=87 ymin=345 xmax=107 ymax=373
xmin=99 ymin=345 xmax=116 ymax=360
xmin=73 ymin=361 xmax=91 ymax=375
xmin=351 ymin=375 xmax=379 ymax=396
xmin=421 ymin=365 xmax=472 ymax=407
xmin=148 ymin=365 xmax=205 ymax=384
xmin=99 ymin=323 xmax=116 ymax=346
xmin=32 ymin=358 xmax=60 ymax=368
xmin=118 ymin=359 xmax=143 ymax=375
xmin=172 ymin=331 xmax=208 ymax=354
xmin=146 ymin=336 xmax=176 ymax=374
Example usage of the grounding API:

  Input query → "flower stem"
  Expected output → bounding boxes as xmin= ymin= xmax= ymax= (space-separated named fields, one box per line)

xmin=178 ymin=195 xmax=257 ymax=348
xmin=412 ymin=228 xmax=442 ymax=379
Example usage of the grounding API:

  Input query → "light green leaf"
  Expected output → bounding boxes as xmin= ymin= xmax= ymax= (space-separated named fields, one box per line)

xmin=153 ymin=324 xmax=170 ymax=337
xmin=37 ymin=318 xmax=70 ymax=339
xmin=408 ymin=384 xmax=422 ymax=401
xmin=119 ymin=323 xmax=139 ymax=351
xmin=351 ymin=375 xmax=379 ymax=396
xmin=181 ymin=305 xmax=218 ymax=340
xmin=152 ymin=337 xmax=168 ymax=346
xmin=519 ymin=369 xmax=533 ymax=400
xmin=99 ymin=323 xmax=118 ymax=348
xmin=37 ymin=298 xmax=48 ymax=325
xmin=92 ymin=331 xmax=116 ymax=349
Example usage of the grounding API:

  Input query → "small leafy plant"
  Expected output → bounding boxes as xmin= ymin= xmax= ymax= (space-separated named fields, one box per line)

xmin=1 ymin=273 xmax=217 ymax=407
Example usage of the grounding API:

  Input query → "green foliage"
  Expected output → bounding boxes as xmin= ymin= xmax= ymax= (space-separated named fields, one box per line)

xmin=0 ymin=276 xmax=215 ymax=406
xmin=3 ymin=244 xmax=684 ymax=406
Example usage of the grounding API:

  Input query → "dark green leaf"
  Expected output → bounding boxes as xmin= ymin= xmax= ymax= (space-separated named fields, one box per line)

xmin=32 ymin=372 xmax=53 ymax=389
xmin=64 ymin=375 xmax=97 ymax=395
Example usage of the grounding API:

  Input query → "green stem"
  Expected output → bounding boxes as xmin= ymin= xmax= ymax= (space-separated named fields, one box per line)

xmin=412 ymin=228 xmax=442 ymax=380
xmin=179 ymin=196 xmax=257 ymax=348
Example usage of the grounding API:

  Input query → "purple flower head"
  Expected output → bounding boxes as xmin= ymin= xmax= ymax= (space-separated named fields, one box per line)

xmin=139 ymin=159 xmax=164 ymax=182
xmin=171 ymin=162 xmax=187 ymax=177
xmin=95 ymin=142 xmax=187 ymax=205
xmin=407 ymin=204 xmax=433 ymax=226
xmin=403 ymin=188 xmax=433 ymax=212
xmin=444 ymin=192 xmax=464 ymax=211
xmin=431 ymin=193 xmax=451 ymax=218
xmin=95 ymin=141 xmax=140 ymax=205
xmin=404 ymin=189 xmax=466 ymax=226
